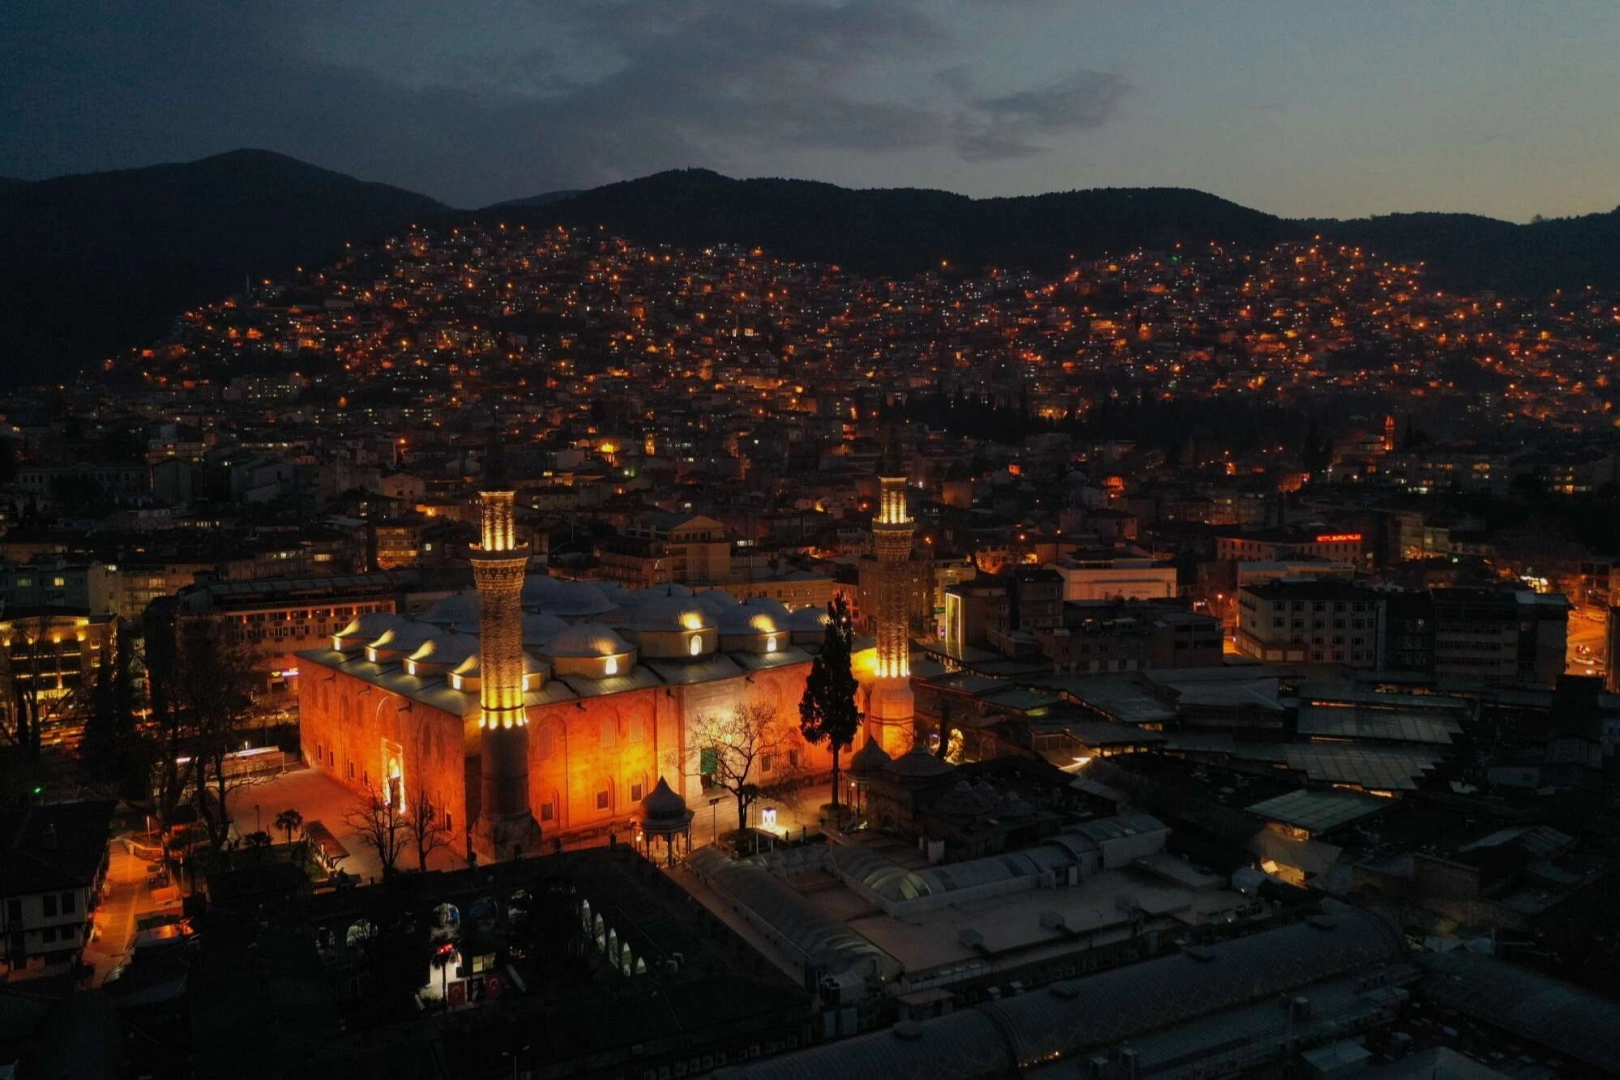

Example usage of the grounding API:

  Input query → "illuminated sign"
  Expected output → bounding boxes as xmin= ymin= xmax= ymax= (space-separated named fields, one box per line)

xmin=1313 ymin=533 xmax=1362 ymax=544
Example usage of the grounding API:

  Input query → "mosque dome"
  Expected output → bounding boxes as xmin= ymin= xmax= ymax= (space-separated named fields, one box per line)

xmin=786 ymin=606 xmax=829 ymax=631
xmin=404 ymin=633 xmax=480 ymax=675
xmin=523 ymin=575 xmax=618 ymax=618
xmin=717 ymin=605 xmax=782 ymax=636
xmin=365 ymin=620 xmax=442 ymax=660
xmin=595 ymin=581 xmax=636 ymax=606
xmin=884 ymin=744 xmax=956 ymax=780
xmin=629 ymin=583 xmax=695 ymax=606
xmin=630 ymin=596 xmax=714 ymax=635
xmin=520 ymin=612 xmax=569 ymax=647
xmin=850 ymin=738 xmax=894 ymax=777
xmin=740 ymin=596 xmax=792 ymax=621
xmin=333 ymin=612 xmax=407 ymax=650
xmin=421 ymin=591 xmax=479 ymax=630
xmin=693 ymin=589 xmax=740 ymax=614
xmin=543 ymin=623 xmax=632 ymax=659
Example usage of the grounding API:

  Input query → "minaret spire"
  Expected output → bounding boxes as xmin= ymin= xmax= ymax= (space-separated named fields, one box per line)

xmin=470 ymin=410 xmax=540 ymax=859
xmin=867 ymin=425 xmax=915 ymax=754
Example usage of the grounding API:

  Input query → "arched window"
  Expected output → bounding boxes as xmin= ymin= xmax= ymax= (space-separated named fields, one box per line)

xmin=599 ymin=716 xmax=616 ymax=748
xmin=689 ymin=634 xmax=702 ymax=656
xmin=627 ymin=713 xmax=645 ymax=743
xmin=595 ymin=780 xmax=612 ymax=814
xmin=603 ymin=655 xmax=619 ymax=676
xmin=629 ymin=774 xmax=646 ymax=804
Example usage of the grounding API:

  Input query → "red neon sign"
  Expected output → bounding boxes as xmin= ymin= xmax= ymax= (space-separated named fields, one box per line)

xmin=1314 ymin=533 xmax=1362 ymax=543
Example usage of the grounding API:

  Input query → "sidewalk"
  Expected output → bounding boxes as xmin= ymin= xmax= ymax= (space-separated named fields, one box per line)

xmin=82 ymin=843 xmax=177 ymax=987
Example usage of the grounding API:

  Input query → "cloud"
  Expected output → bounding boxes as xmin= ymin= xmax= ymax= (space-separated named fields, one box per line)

xmin=956 ymin=70 xmax=1129 ymax=161
xmin=0 ymin=0 xmax=1128 ymax=204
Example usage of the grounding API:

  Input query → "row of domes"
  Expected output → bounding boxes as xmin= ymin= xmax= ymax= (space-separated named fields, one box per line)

xmin=332 ymin=577 xmax=831 ymax=685
xmin=420 ymin=578 xmax=829 ymax=642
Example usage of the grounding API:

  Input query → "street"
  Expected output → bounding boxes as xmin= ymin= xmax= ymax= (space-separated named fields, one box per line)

xmin=82 ymin=843 xmax=180 ymax=988
xmin=1567 ymin=606 xmax=1608 ymax=678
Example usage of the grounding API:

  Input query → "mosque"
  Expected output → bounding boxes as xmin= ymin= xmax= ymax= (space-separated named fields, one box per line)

xmin=295 ymin=453 xmax=919 ymax=859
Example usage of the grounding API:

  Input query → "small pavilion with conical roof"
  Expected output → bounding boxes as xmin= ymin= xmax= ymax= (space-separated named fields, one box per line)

xmin=636 ymin=777 xmax=694 ymax=866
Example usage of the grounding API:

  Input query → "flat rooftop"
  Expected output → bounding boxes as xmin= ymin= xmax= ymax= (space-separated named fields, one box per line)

xmin=796 ymin=860 xmax=1251 ymax=983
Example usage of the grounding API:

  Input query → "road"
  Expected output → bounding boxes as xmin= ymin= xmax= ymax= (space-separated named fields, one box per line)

xmin=1567 ymin=606 xmax=1608 ymax=679
xmin=82 ymin=843 xmax=180 ymax=987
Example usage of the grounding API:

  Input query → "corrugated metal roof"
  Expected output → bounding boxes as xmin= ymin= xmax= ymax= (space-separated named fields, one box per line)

xmin=1246 ymin=788 xmax=1386 ymax=833
xmin=1296 ymin=703 xmax=1459 ymax=745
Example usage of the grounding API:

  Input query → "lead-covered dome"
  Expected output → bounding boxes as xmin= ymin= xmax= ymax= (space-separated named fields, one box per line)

xmin=630 ymin=596 xmax=714 ymax=634
xmin=544 ymin=623 xmax=632 ymax=658
xmin=627 ymin=594 xmax=718 ymax=659
xmin=522 ymin=576 xmax=617 ymax=619
xmin=520 ymin=612 xmax=568 ymax=647
xmin=629 ymin=583 xmax=695 ymax=606
xmin=542 ymin=622 xmax=637 ymax=678
xmin=717 ymin=598 xmax=787 ymax=654
xmin=404 ymin=633 xmax=480 ymax=677
xmin=365 ymin=620 xmax=442 ymax=662
xmin=693 ymin=588 xmax=740 ymax=614
xmin=786 ymin=604 xmax=831 ymax=644
xmin=850 ymin=738 xmax=894 ymax=778
xmin=333 ymin=612 xmax=407 ymax=651
xmin=421 ymin=591 xmax=479 ymax=630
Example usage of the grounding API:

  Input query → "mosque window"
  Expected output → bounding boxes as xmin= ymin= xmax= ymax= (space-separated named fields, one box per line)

xmin=600 ymin=717 xmax=616 ymax=748
xmin=595 ymin=784 xmax=611 ymax=813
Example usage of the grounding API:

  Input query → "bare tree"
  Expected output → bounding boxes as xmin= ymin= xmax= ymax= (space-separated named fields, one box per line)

xmin=344 ymin=784 xmax=409 ymax=877
xmin=172 ymin=620 xmax=259 ymax=849
xmin=0 ymin=611 xmax=52 ymax=756
xmin=408 ymin=787 xmax=453 ymax=872
xmin=688 ymin=702 xmax=806 ymax=833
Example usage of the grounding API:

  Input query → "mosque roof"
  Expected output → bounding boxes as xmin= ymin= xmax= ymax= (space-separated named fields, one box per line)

xmin=522 ymin=576 xmax=617 ymax=616
xmin=542 ymin=623 xmax=632 ymax=658
xmin=334 ymin=612 xmax=407 ymax=641
xmin=849 ymin=738 xmax=893 ymax=777
xmin=520 ymin=612 xmax=569 ymax=646
xmin=630 ymin=595 xmax=715 ymax=634
xmin=366 ymin=621 xmax=442 ymax=655
xmin=693 ymin=588 xmax=740 ymax=613
xmin=405 ymin=633 xmax=480 ymax=668
xmin=421 ymin=591 xmax=478 ymax=628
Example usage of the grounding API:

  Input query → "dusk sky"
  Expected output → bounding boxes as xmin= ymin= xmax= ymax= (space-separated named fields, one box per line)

xmin=6 ymin=0 xmax=1619 ymax=220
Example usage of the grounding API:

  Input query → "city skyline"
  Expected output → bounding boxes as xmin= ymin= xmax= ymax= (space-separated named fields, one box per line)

xmin=6 ymin=1 xmax=1620 ymax=220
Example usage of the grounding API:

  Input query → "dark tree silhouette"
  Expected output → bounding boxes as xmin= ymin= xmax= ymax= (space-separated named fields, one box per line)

xmin=798 ymin=595 xmax=860 ymax=812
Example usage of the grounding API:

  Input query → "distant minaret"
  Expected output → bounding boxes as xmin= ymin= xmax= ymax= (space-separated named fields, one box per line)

xmin=1383 ymin=414 xmax=1397 ymax=452
xmin=867 ymin=430 xmax=916 ymax=755
xmin=470 ymin=424 xmax=540 ymax=859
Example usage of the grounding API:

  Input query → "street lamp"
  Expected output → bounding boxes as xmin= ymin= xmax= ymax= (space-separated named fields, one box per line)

xmin=501 ymin=1045 xmax=531 ymax=1080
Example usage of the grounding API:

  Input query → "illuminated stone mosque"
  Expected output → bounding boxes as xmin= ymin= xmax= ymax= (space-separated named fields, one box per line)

xmin=296 ymin=454 xmax=919 ymax=859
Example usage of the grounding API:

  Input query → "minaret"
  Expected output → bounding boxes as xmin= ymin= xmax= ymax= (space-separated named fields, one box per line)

xmin=867 ymin=430 xmax=915 ymax=755
xmin=470 ymin=426 xmax=540 ymax=860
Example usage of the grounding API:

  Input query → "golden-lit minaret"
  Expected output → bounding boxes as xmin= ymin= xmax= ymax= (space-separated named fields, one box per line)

xmin=470 ymin=428 xmax=539 ymax=860
xmin=867 ymin=432 xmax=916 ymax=755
